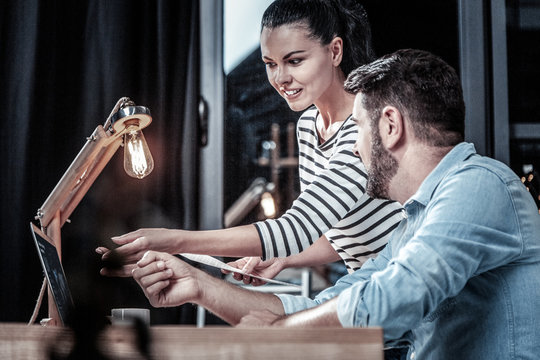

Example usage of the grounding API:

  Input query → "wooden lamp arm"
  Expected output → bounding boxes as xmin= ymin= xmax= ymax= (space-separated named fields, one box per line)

xmin=36 ymin=125 xmax=121 ymax=230
xmin=31 ymin=97 xmax=152 ymax=326
xmin=36 ymin=97 xmax=136 ymax=230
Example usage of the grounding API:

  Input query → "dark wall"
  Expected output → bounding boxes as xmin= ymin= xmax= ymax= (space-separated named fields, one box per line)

xmin=0 ymin=0 xmax=200 ymax=324
xmin=362 ymin=0 xmax=460 ymax=71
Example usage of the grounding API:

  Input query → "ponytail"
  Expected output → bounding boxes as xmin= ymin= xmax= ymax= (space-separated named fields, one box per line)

xmin=333 ymin=0 xmax=376 ymax=75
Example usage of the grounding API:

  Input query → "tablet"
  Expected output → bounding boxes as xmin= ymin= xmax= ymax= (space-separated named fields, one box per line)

xmin=30 ymin=222 xmax=74 ymax=325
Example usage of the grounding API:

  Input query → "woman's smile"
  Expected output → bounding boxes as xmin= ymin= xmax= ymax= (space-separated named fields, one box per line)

xmin=281 ymin=87 xmax=302 ymax=99
xmin=260 ymin=24 xmax=336 ymax=112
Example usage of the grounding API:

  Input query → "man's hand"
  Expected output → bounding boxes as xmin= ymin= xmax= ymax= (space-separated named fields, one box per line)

xmin=223 ymin=257 xmax=285 ymax=286
xmin=132 ymin=251 xmax=200 ymax=308
xmin=134 ymin=252 xmax=286 ymax=326
xmin=236 ymin=309 xmax=284 ymax=327
xmin=96 ymin=228 xmax=181 ymax=277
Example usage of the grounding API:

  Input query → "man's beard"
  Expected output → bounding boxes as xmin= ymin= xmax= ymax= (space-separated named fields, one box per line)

xmin=366 ymin=129 xmax=398 ymax=200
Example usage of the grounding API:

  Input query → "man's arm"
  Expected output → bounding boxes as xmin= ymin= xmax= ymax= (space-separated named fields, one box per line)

xmin=132 ymin=251 xmax=284 ymax=325
xmin=237 ymin=298 xmax=341 ymax=327
xmin=235 ymin=244 xmax=396 ymax=328
xmin=133 ymin=228 xmax=396 ymax=329
xmin=277 ymin=298 xmax=341 ymax=326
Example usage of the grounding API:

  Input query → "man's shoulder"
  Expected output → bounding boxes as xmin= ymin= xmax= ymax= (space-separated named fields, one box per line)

xmin=453 ymin=153 xmax=520 ymax=185
xmin=430 ymin=153 xmax=530 ymax=217
xmin=414 ymin=143 xmax=518 ymax=205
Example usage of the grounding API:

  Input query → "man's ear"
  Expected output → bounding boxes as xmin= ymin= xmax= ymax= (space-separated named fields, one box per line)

xmin=329 ymin=37 xmax=344 ymax=67
xmin=379 ymin=106 xmax=404 ymax=150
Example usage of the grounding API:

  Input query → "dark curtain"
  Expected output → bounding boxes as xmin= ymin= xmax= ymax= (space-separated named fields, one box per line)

xmin=0 ymin=0 xmax=200 ymax=324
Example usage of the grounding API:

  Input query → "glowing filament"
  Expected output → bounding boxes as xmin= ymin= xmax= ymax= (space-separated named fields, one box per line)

xmin=124 ymin=129 xmax=154 ymax=179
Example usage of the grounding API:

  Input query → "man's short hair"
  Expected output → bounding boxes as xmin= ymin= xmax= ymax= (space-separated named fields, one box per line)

xmin=344 ymin=49 xmax=465 ymax=147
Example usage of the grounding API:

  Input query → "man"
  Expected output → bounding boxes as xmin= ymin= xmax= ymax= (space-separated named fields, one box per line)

xmin=131 ymin=49 xmax=540 ymax=359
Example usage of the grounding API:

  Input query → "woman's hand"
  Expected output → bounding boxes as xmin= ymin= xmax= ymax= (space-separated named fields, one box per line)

xmin=223 ymin=257 xmax=286 ymax=286
xmin=96 ymin=228 xmax=183 ymax=277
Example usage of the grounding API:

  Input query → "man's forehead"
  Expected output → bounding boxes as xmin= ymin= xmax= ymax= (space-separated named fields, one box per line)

xmin=354 ymin=92 xmax=366 ymax=105
xmin=352 ymin=93 xmax=367 ymax=117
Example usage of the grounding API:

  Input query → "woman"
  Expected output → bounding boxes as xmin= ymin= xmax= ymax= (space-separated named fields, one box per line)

xmin=97 ymin=0 xmax=403 ymax=284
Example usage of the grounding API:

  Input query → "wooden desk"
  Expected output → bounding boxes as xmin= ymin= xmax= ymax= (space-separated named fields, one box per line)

xmin=0 ymin=322 xmax=383 ymax=359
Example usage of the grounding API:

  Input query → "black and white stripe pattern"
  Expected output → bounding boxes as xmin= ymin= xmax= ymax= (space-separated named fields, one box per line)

xmin=255 ymin=107 xmax=404 ymax=271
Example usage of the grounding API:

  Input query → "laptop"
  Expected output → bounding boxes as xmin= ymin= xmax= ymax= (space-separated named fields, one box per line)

xmin=30 ymin=222 xmax=74 ymax=325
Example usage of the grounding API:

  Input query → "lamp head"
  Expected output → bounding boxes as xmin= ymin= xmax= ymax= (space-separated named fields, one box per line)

xmin=111 ymin=103 xmax=154 ymax=179
xmin=110 ymin=105 xmax=152 ymax=133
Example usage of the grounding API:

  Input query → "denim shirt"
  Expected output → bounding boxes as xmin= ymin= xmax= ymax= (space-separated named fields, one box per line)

xmin=278 ymin=143 xmax=540 ymax=359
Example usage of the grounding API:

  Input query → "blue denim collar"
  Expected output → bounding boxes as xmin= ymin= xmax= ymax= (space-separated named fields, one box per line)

xmin=405 ymin=142 xmax=476 ymax=208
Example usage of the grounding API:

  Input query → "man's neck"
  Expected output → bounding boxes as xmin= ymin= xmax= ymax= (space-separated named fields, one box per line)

xmin=390 ymin=144 xmax=454 ymax=204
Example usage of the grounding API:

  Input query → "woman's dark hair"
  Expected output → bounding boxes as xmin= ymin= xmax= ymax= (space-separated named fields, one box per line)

xmin=261 ymin=0 xmax=375 ymax=76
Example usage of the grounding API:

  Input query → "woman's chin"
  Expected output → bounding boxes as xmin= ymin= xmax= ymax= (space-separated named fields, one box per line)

xmin=286 ymin=101 xmax=313 ymax=112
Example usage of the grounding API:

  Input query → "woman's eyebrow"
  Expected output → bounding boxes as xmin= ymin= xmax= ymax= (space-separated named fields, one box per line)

xmin=262 ymin=50 xmax=307 ymax=62
xmin=283 ymin=50 xmax=306 ymax=59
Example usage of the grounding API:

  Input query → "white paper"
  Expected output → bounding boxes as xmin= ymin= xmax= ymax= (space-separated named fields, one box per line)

xmin=180 ymin=253 xmax=300 ymax=288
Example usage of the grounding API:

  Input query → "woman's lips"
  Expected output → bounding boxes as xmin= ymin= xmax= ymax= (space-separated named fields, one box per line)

xmin=282 ymin=88 xmax=302 ymax=99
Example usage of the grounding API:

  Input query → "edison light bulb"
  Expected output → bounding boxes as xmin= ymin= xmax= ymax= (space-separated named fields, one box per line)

xmin=124 ymin=128 xmax=154 ymax=179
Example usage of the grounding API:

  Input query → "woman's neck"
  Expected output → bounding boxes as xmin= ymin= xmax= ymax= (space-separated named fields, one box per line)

xmin=315 ymin=67 xmax=354 ymax=121
xmin=314 ymin=85 xmax=355 ymax=142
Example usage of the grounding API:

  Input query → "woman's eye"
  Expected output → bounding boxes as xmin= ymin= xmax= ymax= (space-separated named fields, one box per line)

xmin=265 ymin=62 xmax=277 ymax=68
xmin=289 ymin=58 xmax=302 ymax=65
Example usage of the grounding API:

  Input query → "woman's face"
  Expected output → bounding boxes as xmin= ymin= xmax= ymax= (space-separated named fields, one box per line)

xmin=260 ymin=24 xmax=337 ymax=111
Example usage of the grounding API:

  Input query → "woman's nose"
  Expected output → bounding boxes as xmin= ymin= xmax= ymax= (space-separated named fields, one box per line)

xmin=352 ymin=141 xmax=361 ymax=157
xmin=275 ymin=67 xmax=291 ymax=85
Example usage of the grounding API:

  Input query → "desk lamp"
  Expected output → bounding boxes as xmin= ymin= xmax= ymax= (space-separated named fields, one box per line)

xmin=32 ymin=97 xmax=154 ymax=325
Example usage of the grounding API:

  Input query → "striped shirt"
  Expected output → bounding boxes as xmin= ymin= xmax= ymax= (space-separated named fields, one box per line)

xmin=255 ymin=107 xmax=404 ymax=271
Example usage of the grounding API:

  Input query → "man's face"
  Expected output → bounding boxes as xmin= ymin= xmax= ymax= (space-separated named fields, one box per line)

xmin=352 ymin=93 xmax=398 ymax=200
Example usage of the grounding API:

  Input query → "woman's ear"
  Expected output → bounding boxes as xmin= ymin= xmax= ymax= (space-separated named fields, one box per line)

xmin=379 ymin=106 xmax=404 ymax=150
xmin=330 ymin=37 xmax=344 ymax=67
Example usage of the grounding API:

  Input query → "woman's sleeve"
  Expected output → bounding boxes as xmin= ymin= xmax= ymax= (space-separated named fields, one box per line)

xmin=255 ymin=121 xmax=367 ymax=259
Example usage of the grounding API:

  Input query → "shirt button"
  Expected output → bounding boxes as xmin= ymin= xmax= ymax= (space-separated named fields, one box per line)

xmin=410 ymin=351 xmax=416 ymax=359
xmin=401 ymin=209 xmax=408 ymax=219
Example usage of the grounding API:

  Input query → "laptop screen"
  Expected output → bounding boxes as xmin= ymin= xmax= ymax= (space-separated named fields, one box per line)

xmin=30 ymin=222 xmax=74 ymax=325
